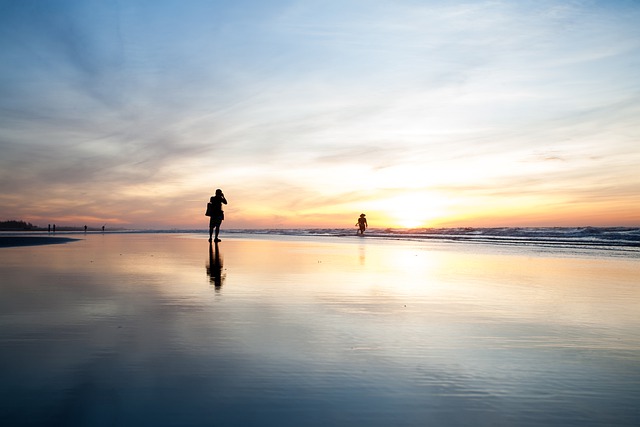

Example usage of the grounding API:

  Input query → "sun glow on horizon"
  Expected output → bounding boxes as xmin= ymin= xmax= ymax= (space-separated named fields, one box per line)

xmin=370 ymin=192 xmax=450 ymax=229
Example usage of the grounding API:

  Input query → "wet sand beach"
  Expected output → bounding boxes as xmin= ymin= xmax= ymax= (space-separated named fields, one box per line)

xmin=1 ymin=233 xmax=639 ymax=426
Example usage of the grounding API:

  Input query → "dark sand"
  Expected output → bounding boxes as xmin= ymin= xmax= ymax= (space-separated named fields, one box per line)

xmin=0 ymin=235 xmax=79 ymax=248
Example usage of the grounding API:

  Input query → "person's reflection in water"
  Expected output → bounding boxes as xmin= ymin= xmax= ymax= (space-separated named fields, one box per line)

xmin=359 ymin=243 xmax=366 ymax=266
xmin=207 ymin=241 xmax=225 ymax=290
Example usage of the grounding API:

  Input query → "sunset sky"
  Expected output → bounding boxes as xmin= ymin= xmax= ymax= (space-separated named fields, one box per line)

xmin=1 ymin=0 xmax=639 ymax=229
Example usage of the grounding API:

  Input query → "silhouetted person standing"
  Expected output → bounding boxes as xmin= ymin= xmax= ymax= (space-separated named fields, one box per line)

xmin=207 ymin=189 xmax=227 ymax=242
xmin=356 ymin=213 xmax=367 ymax=235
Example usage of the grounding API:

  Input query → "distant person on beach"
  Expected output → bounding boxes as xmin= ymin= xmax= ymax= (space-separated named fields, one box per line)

xmin=84 ymin=225 xmax=87 ymax=232
xmin=102 ymin=225 xmax=105 ymax=232
xmin=356 ymin=213 xmax=367 ymax=235
xmin=207 ymin=189 xmax=227 ymax=242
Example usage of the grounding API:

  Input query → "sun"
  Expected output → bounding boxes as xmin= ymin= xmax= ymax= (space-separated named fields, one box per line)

xmin=382 ymin=192 xmax=449 ymax=229
xmin=396 ymin=218 xmax=425 ymax=229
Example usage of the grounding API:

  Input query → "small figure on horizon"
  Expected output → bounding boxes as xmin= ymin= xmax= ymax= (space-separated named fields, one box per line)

xmin=206 ymin=189 xmax=227 ymax=243
xmin=84 ymin=225 xmax=87 ymax=233
xmin=48 ymin=224 xmax=51 ymax=233
xmin=356 ymin=213 xmax=367 ymax=235
xmin=52 ymin=224 xmax=56 ymax=233
xmin=102 ymin=225 xmax=105 ymax=232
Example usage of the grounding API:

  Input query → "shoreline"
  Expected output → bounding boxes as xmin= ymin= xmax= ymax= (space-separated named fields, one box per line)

xmin=0 ymin=236 xmax=80 ymax=248
xmin=1 ymin=229 xmax=638 ymax=259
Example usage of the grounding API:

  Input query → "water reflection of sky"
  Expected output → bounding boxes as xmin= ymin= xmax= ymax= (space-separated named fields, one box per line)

xmin=1 ymin=234 xmax=639 ymax=426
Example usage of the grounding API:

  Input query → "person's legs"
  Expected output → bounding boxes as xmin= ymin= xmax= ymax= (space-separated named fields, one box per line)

xmin=212 ymin=218 xmax=222 ymax=242
xmin=209 ymin=219 xmax=214 ymax=242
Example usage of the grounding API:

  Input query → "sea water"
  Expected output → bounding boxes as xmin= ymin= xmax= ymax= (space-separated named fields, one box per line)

xmin=0 ymin=232 xmax=639 ymax=426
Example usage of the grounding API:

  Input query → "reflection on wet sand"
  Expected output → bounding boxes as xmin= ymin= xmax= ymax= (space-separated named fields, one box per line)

xmin=206 ymin=241 xmax=225 ymax=290
xmin=358 ymin=243 xmax=366 ymax=265
xmin=1 ymin=233 xmax=639 ymax=427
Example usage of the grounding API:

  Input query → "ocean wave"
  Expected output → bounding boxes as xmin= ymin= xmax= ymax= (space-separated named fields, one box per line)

xmin=225 ymin=227 xmax=640 ymax=249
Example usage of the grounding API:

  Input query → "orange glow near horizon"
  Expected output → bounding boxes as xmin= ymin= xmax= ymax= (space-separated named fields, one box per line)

xmin=14 ymin=187 xmax=640 ymax=230
xmin=351 ymin=192 xmax=450 ymax=229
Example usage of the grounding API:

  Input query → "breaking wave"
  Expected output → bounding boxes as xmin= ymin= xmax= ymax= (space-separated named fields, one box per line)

xmin=226 ymin=226 xmax=640 ymax=250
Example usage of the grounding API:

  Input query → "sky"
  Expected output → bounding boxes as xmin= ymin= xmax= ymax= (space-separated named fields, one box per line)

xmin=1 ymin=0 xmax=639 ymax=229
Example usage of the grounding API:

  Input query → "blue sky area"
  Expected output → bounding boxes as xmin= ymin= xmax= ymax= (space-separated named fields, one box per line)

xmin=1 ymin=0 xmax=639 ymax=228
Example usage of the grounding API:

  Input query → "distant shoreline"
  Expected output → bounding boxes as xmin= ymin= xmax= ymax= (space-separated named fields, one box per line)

xmin=0 ymin=236 xmax=80 ymax=248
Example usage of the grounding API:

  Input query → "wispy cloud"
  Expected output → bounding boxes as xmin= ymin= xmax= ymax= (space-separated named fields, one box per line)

xmin=1 ymin=0 xmax=639 ymax=227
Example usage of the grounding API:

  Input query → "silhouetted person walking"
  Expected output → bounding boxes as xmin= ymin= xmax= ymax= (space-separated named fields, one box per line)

xmin=356 ymin=213 xmax=367 ymax=235
xmin=207 ymin=189 xmax=227 ymax=242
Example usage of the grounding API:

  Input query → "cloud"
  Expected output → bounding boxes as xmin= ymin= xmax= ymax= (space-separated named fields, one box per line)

xmin=1 ymin=0 xmax=639 ymax=227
